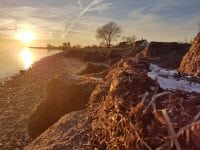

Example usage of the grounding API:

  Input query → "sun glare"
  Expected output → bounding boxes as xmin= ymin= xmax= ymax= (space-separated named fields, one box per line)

xmin=17 ymin=30 xmax=35 ymax=44
xmin=20 ymin=48 xmax=33 ymax=70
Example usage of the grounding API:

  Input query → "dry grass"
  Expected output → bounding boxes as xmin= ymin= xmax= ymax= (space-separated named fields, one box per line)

xmin=88 ymin=58 xmax=200 ymax=149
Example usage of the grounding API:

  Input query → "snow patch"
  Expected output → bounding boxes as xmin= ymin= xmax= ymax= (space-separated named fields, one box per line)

xmin=148 ymin=64 xmax=200 ymax=93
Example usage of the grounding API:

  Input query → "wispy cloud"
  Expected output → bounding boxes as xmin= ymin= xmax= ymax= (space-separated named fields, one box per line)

xmin=78 ymin=0 xmax=82 ymax=9
xmin=0 ymin=0 xmax=199 ymax=45
xmin=61 ymin=0 xmax=111 ymax=39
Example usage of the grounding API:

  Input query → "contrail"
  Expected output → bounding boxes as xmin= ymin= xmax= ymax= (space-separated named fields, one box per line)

xmin=61 ymin=0 xmax=103 ymax=40
xmin=78 ymin=0 xmax=82 ymax=8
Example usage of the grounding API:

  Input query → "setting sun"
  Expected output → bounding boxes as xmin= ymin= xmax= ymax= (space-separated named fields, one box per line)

xmin=17 ymin=29 xmax=35 ymax=44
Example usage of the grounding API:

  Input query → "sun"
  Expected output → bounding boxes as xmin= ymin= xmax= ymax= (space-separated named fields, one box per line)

xmin=17 ymin=29 xmax=35 ymax=44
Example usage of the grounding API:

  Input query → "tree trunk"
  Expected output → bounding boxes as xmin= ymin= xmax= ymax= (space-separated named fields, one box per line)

xmin=108 ymin=35 xmax=111 ymax=48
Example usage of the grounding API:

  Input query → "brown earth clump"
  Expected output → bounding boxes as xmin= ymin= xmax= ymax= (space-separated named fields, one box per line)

xmin=78 ymin=63 xmax=109 ymax=75
xmin=145 ymin=42 xmax=190 ymax=69
xmin=107 ymin=49 xmax=128 ymax=65
xmin=89 ymin=57 xmax=200 ymax=149
xmin=179 ymin=32 xmax=200 ymax=76
xmin=28 ymin=73 xmax=99 ymax=139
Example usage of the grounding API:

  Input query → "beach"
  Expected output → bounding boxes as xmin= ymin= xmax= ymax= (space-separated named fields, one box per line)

xmin=0 ymin=52 xmax=86 ymax=149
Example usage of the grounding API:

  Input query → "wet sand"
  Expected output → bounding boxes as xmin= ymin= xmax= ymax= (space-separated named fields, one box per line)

xmin=0 ymin=52 xmax=86 ymax=149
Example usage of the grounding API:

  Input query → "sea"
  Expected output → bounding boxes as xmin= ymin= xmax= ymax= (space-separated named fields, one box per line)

xmin=0 ymin=45 xmax=61 ymax=82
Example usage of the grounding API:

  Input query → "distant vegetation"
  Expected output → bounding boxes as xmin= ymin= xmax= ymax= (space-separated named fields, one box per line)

xmin=39 ymin=21 xmax=139 ymax=50
xmin=31 ymin=21 xmax=194 ymax=51
xmin=96 ymin=21 xmax=121 ymax=48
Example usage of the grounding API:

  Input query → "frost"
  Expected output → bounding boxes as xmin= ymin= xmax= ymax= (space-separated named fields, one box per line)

xmin=148 ymin=64 xmax=200 ymax=93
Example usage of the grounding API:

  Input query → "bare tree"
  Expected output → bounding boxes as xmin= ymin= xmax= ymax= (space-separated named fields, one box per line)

xmin=96 ymin=21 xmax=121 ymax=47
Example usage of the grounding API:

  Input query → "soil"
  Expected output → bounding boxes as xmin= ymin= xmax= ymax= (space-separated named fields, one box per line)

xmin=89 ymin=57 xmax=200 ymax=149
xmin=28 ymin=73 xmax=99 ymax=139
xmin=0 ymin=52 xmax=86 ymax=150
xmin=145 ymin=42 xmax=191 ymax=69
xmin=179 ymin=32 xmax=200 ymax=76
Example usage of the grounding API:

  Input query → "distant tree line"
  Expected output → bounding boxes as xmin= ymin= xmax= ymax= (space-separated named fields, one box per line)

xmin=46 ymin=21 xmax=138 ymax=49
xmin=46 ymin=20 xmax=195 ymax=50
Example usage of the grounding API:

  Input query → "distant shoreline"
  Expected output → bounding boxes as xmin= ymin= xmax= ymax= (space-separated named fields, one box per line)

xmin=29 ymin=46 xmax=62 ymax=50
xmin=0 ymin=51 xmax=62 ymax=84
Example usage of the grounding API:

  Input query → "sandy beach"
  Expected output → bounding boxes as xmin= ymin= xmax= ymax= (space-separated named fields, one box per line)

xmin=0 ymin=52 xmax=86 ymax=149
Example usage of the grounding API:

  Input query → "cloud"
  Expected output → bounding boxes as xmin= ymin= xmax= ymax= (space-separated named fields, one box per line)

xmin=0 ymin=0 xmax=199 ymax=45
xmin=128 ymin=7 xmax=161 ymax=24
xmin=124 ymin=0 xmax=200 ymax=42
xmin=78 ymin=0 xmax=82 ymax=9
xmin=87 ymin=2 xmax=112 ymax=13
xmin=61 ymin=0 xmax=112 ymax=39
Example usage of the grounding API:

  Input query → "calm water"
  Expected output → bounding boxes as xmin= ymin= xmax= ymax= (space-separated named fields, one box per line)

xmin=0 ymin=46 xmax=61 ymax=80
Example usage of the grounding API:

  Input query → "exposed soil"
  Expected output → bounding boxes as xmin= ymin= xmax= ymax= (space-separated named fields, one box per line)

xmin=179 ymin=32 xmax=200 ymax=76
xmin=145 ymin=42 xmax=190 ymax=69
xmin=78 ymin=63 xmax=109 ymax=75
xmin=0 ymin=52 xmax=86 ymax=150
xmin=89 ymin=57 xmax=200 ymax=149
xmin=28 ymin=73 xmax=99 ymax=139
xmin=64 ymin=48 xmax=128 ymax=65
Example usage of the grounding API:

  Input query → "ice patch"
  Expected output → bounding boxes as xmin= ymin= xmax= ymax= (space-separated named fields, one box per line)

xmin=148 ymin=64 xmax=200 ymax=93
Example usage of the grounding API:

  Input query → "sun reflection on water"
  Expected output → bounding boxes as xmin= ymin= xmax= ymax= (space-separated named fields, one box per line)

xmin=20 ymin=48 xmax=33 ymax=70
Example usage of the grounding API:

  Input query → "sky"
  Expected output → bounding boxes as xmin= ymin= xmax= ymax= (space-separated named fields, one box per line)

xmin=0 ymin=0 xmax=199 ymax=46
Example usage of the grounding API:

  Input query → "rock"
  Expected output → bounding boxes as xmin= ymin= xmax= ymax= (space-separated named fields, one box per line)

xmin=25 ymin=109 xmax=89 ymax=150
xmin=145 ymin=41 xmax=191 ymax=69
xmin=78 ymin=63 xmax=109 ymax=75
xmin=27 ymin=73 xmax=99 ymax=139
xmin=179 ymin=32 xmax=200 ymax=76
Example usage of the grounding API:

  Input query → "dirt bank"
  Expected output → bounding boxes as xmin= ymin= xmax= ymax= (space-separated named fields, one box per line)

xmin=28 ymin=73 xmax=99 ymax=139
xmin=89 ymin=58 xmax=200 ymax=149
xmin=145 ymin=42 xmax=191 ymax=69
xmin=0 ymin=52 xmax=86 ymax=150
xmin=64 ymin=48 xmax=128 ymax=65
xmin=179 ymin=32 xmax=200 ymax=76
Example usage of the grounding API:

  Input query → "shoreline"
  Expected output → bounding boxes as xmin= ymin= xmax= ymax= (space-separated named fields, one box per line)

xmin=0 ymin=52 xmax=86 ymax=149
xmin=0 ymin=51 xmax=63 ymax=84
